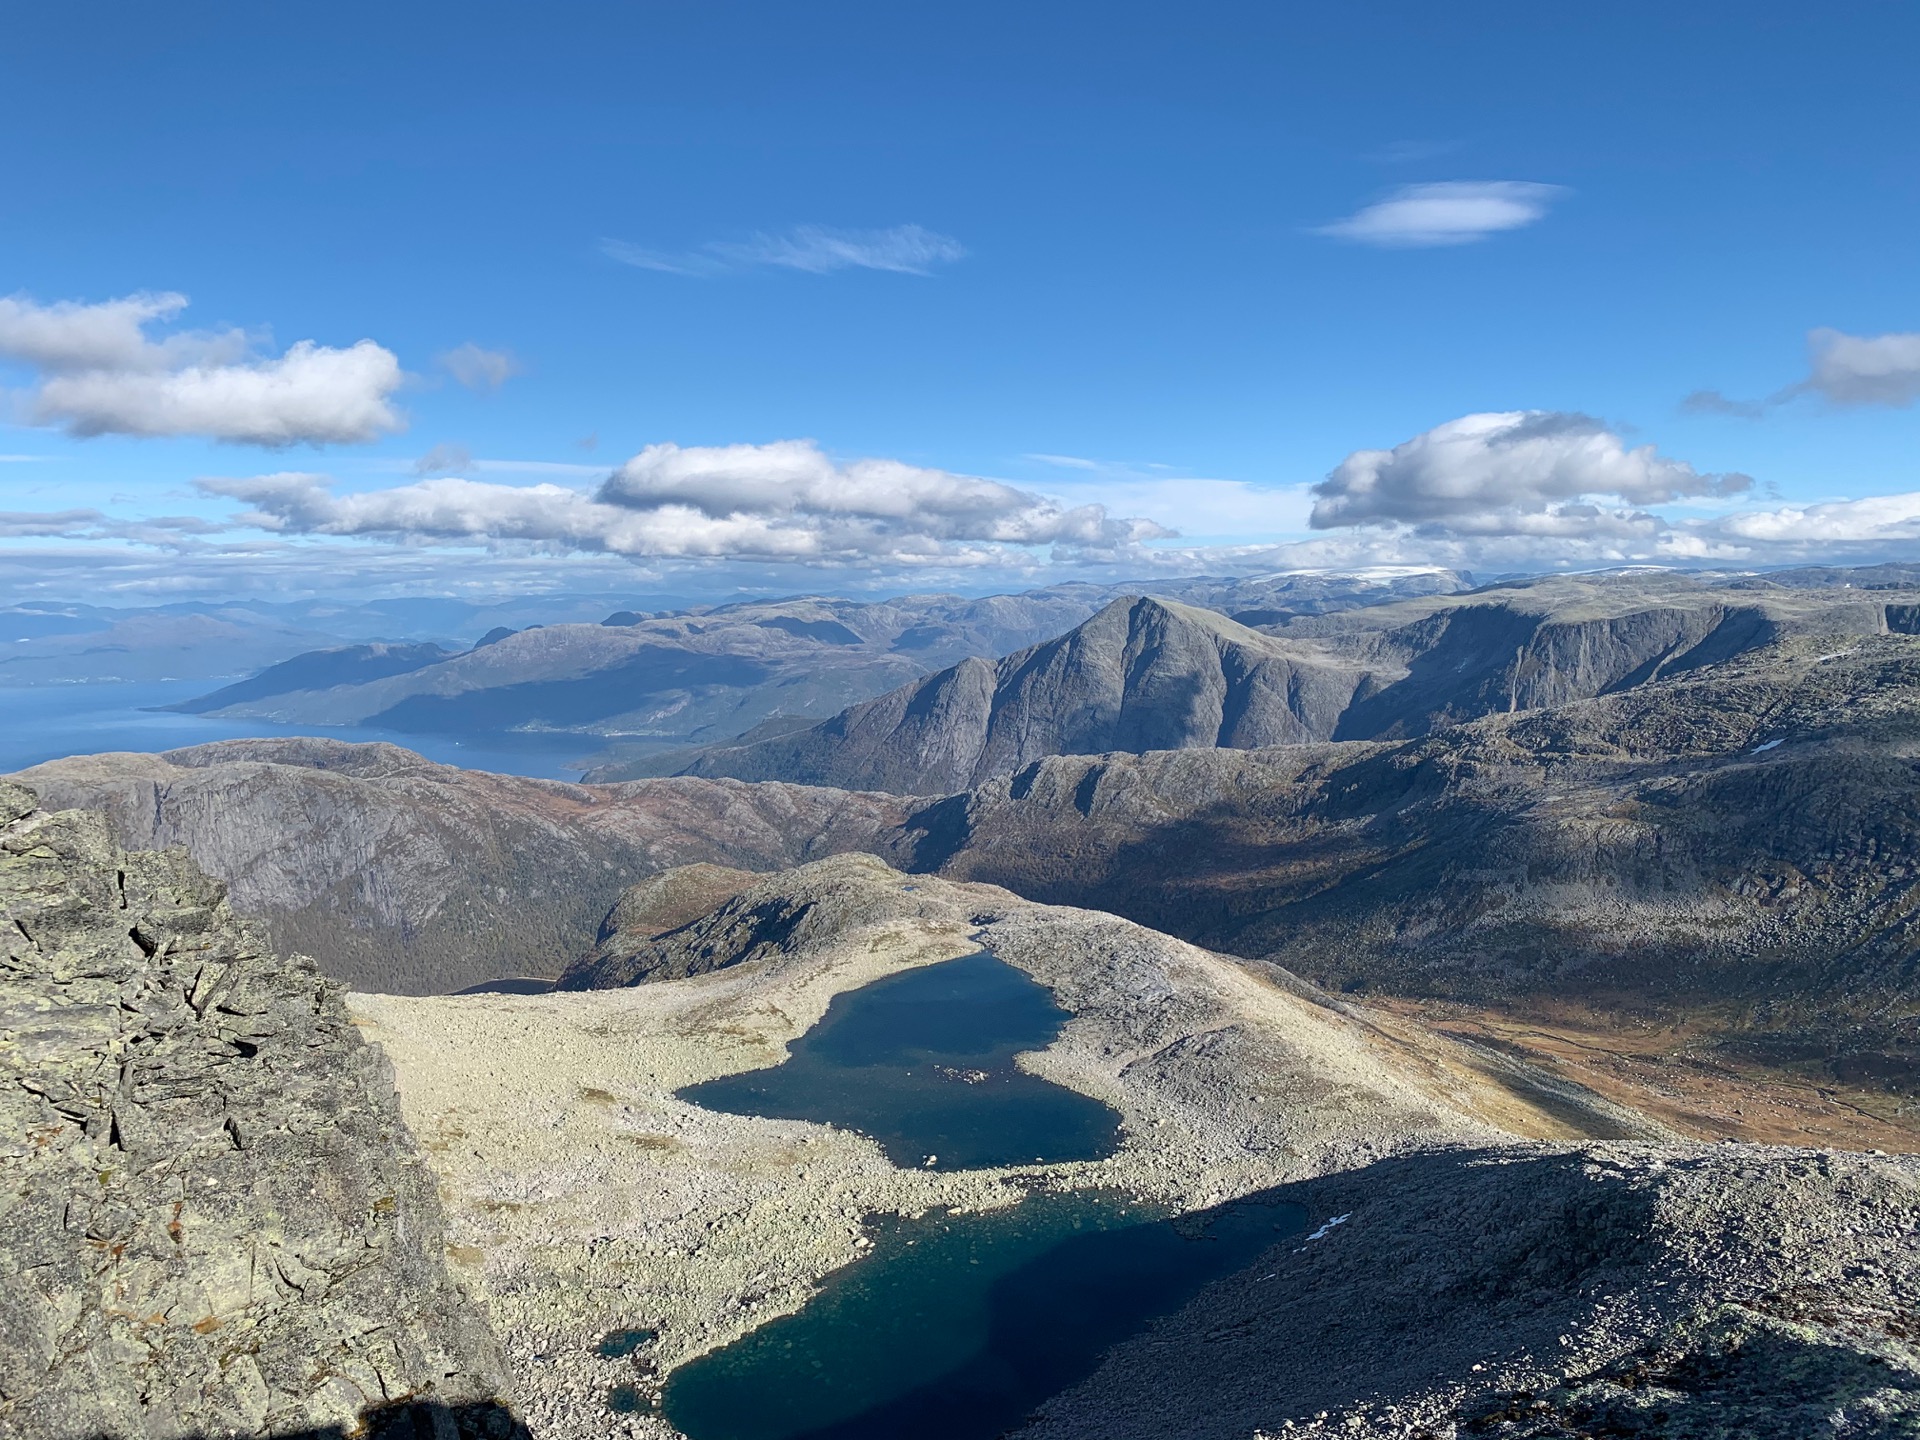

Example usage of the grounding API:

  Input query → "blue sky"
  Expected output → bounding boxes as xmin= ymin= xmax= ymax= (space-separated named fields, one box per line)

xmin=2 ymin=0 xmax=1917 ymax=602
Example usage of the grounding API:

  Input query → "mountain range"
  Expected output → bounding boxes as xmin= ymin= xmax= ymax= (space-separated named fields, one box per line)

xmin=160 ymin=570 xmax=1466 ymax=766
xmin=18 ymin=568 xmax=1920 ymax=1098
xmin=12 ymin=561 xmax=1920 ymax=1440
xmin=683 ymin=570 xmax=1914 ymax=792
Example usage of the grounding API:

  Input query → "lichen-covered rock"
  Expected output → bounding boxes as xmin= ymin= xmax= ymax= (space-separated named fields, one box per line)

xmin=0 ymin=780 xmax=524 ymax=1440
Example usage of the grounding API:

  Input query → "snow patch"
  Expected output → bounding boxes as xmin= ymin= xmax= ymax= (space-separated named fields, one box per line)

xmin=1294 ymin=1213 xmax=1352 ymax=1251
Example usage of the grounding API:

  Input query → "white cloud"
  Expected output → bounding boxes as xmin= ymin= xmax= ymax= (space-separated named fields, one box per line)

xmin=1708 ymin=491 xmax=1920 ymax=544
xmin=0 ymin=291 xmax=248 ymax=371
xmin=0 ymin=507 xmax=222 ymax=543
xmin=602 ymin=224 xmax=966 ymax=278
xmin=1315 ymin=181 xmax=1566 ymax=248
xmin=1803 ymin=328 xmax=1920 ymax=408
xmin=437 ymin=343 xmax=521 ymax=392
xmin=1311 ymin=411 xmax=1748 ymax=533
xmin=0 ymin=292 xmax=404 ymax=445
xmin=197 ymin=440 xmax=1170 ymax=567
xmin=0 ymin=508 xmax=107 ymax=538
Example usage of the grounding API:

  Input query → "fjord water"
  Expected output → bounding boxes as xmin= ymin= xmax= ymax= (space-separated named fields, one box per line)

xmin=676 ymin=951 xmax=1122 ymax=1170
xmin=662 ymin=1191 xmax=1307 ymax=1440
xmin=0 ymin=679 xmax=598 ymax=779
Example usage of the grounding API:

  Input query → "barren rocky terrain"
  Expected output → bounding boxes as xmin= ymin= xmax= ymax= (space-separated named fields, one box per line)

xmin=346 ymin=852 xmax=1653 ymax=1439
xmin=0 ymin=781 xmax=522 ymax=1439
xmin=10 ymin=773 xmax=1920 ymax=1439
xmin=1029 ymin=1142 xmax=1920 ymax=1440
xmin=359 ymin=855 xmax=1920 ymax=1440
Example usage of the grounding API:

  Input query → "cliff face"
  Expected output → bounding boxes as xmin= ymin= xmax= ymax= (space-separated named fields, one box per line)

xmin=0 ymin=780 xmax=521 ymax=1439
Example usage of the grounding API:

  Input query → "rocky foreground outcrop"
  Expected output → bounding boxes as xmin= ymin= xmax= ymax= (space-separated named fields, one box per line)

xmin=0 ymin=780 xmax=522 ymax=1439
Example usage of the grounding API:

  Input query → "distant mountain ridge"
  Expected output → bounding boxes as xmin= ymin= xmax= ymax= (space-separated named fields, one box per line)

xmin=681 ymin=573 xmax=1913 ymax=793
xmin=682 ymin=596 xmax=1370 ymax=793
xmin=168 ymin=640 xmax=453 ymax=713
xmin=168 ymin=569 xmax=1468 ymax=758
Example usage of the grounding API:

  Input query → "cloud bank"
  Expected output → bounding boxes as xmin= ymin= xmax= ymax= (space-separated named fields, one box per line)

xmin=602 ymin=224 xmax=966 ymax=277
xmin=0 ymin=292 xmax=404 ymax=445
xmin=1316 ymin=182 xmax=1565 ymax=248
xmin=197 ymin=440 xmax=1169 ymax=567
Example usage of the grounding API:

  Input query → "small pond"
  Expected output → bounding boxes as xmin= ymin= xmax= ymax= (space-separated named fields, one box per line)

xmin=453 ymin=976 xmax=557 ymax=995
xmin=660 ymin=1189 xmax=1307 ymax=1440
xmin=675 ymin=951 xmax=1122 ymax=1171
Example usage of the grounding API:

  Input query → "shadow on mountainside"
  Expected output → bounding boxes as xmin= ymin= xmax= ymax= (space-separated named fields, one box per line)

xmin=84 ymin=1400 xmax=531 ymax=1440
xmin=1025 ymin=1144 xmax=1920 ymax=1440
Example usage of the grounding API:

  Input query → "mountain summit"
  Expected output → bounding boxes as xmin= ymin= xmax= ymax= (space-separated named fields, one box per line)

xmin=682 ymin=596 xmax=1365 ymax=794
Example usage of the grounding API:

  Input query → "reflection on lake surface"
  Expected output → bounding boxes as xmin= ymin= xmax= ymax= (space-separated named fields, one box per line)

xmin=662 ymin=1190 xmax=1307 ymax=1440
xmin=675 ymin=951 xmax=1122 ymax=1170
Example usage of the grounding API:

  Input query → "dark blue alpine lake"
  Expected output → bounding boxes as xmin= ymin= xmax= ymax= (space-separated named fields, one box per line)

xmin=661 ymin=1190 xmax=1306 ymax=1440
xmin=661 ymin=952 xmax=1306 ymax=1440
xmin=675 ymin=951 xmax=1122 ymax=1171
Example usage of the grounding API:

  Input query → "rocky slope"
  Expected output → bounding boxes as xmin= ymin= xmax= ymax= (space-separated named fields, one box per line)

xmin=683 ymin=572 xmax=1917 ymax=794
xmin=566 ymin=862 xmax=761 ymax=986
xmin=1029 ymin=1141 xmax=1920 ymax=1439
xmin=13 ymin=739 xmax=913 ymax=996
xmin=911 ymin=630 xmax=1920 ymax=1014
xmin=0 ymin=779 xmax=522 ymax=1439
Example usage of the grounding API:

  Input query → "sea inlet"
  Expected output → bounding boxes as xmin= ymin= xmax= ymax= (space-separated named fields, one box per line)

xmin=663 ymin=951 xmax=1305 ymax=1440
